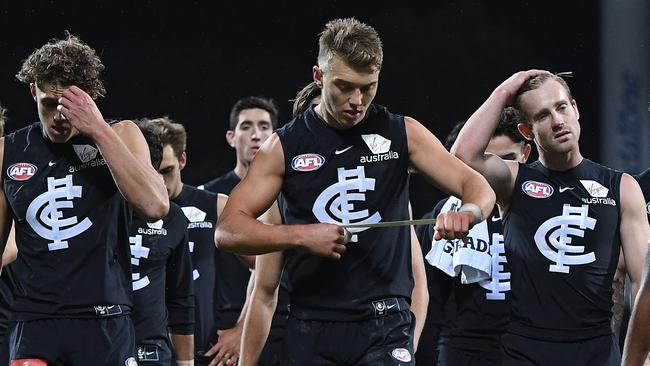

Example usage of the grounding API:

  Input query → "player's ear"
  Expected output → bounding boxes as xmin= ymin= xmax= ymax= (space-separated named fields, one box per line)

xmin=517 ymin=123 xmax=534 ymax=141
xmin=521 ymin=143 xmax=532 ymax=162
xmin=178 ymin=151 xmax=187 ymax=170
xmin=30 ymin=83 xmax=37 ymax=101
xmin=313 ymin=65 xmax=323 ymax=87
xmin=226 ymin=130 xmax=236 ymax=147
xmin=571 ymin=99 xmax=579 ymax=120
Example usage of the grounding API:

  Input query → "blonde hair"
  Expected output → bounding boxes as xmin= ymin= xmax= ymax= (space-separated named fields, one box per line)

xmin=293 ymin=18 xmax=383 ymax=117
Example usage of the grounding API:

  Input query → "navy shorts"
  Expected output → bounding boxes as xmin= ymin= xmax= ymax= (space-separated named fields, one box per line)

xmin=137 ymin=338 xmax=172 ymax=365
xmin=438 ymin=345 xmax=501 ymax=366
xmin=8 ymin=316 xmax=137 ymax=366
xmin=501 ymin=332 xmax=620 ymax=366
xmin=283 ymin=306 xmax=415 ymax=365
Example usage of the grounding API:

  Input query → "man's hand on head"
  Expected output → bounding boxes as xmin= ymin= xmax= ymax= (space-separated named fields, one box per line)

xmin=57 ymin=85 xmax=105 ymax=137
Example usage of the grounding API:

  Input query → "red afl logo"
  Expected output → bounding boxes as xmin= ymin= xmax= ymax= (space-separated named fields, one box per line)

xmin=291 ymin=153 xmax=325 ymax=172
xmin=7 ymin=163 xmax=37 ymax=181
xmin=522 ymin=180 xmax=554 ymax=198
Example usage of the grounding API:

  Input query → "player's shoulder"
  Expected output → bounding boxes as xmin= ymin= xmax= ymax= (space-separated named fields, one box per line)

xmin=109 ymin=119 xmax=137 ymax=133
xmin=164 ymin=202 xmax=190 ymax=235
xmin=4 ymin=122 xmax=39 ymax=143
xmin=182 ymin=183 xmax=216 ymax=200
xmin=203 ymin=171 xmax=239 ymax=194
xmin=167 ymin=201 xmax=186 ymax=220
xmin=634 ymin=168 xmax=650 ymax=188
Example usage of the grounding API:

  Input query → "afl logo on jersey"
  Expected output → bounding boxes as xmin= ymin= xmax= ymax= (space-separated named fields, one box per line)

xmin=646 ymin=201 xmax=650 ymax=215
xmin=7 ymin=162 xmax=37 ymax=181
xmin=391 ymin=348 xmax=412 ymax=362
xmin=291 ymin=153 xmax=324 ymax=172
xmin=522 ymin=180 xmax=554 ymax=198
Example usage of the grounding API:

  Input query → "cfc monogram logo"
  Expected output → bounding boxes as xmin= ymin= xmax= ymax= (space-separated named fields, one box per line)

xmin=130 ymin=234 xmax=151 ymax=291
xmin=534 ymin=204 xmax=597 ymax=273
xmin=312 ymin=166 xmax=381 ymax=242
xmin=26 ymin=175 xmax=92 ymax=251
xmin=479 ymin=233 xmax=510 ymax=300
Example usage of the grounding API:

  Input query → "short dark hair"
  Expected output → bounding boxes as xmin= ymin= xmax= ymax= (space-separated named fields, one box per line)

xmin=147 ymin=116 xmax=187 ymax=159
xmin=444 ymin=107 xmax=525 ymax=150
xmin=0 ymin=103 xmax=7 ymax=136
xmin=229 ymin=96 xmax=279 ymax=130
xmin=494 ymin=107 xmax=525 ymax=144
xmin=444 ymin=120 xmax=466 ymax=151
xmin=16 ymin=32 xmax=106 ymax=99
xmin=133 ymin=120 xmax=163 ymax=169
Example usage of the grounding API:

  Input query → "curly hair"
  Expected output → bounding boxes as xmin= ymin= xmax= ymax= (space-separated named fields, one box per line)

xmin=0 ymin=103 xmax=7 ymax=136
xmin=16 ymin=32 xmax=106 ymax=99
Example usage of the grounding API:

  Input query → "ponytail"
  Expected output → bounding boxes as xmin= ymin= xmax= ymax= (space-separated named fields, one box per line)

xmin=292 ymin=82 xmax=322 ymax=118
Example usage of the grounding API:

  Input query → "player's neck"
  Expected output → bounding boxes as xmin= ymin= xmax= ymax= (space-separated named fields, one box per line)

xmin=539 ymin=148 xmax=583 ymax=172
xmin=314 ymin=103 xmax=343 ymax=130
xmin=169 ymin=181 xmax=184 ymax=200
xmin=233 ymin=163 xmax=248 ymax=180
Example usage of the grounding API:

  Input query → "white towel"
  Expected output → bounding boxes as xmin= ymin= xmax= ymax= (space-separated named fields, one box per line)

xmin=424 ymin=198 xmax=458 ymax=277
xmin=454 ymin=218 xmax=491 ymax=284
xmin=425 ymin=196 xmax=492 ymax=284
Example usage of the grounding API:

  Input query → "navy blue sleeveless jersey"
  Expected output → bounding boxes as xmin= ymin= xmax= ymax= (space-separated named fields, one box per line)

xmin=421 ymin=199 xmax=510 ymax=357
xmin=634 ymin=168 xmax=650 ymax=223
xmin=505 ymin=159 xmax=622 ymax=341
xmin=2 ymin=122 xmax=133 ymax=320
xmin=277 ymin=104 xmax=411 ymax=321
xmin=0 ymin=265 xmax=17 ymax=342
xmin=172 ymin=184 xmax=218 ymax=353
xmin=130 ymin=202 xmax=194 ymax=342
xmin=202 ymin=170 xmax=240 ymax=195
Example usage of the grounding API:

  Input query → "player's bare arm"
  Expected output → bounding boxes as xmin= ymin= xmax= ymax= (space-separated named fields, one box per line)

xmin=239 ymin=251 xmax=284 ymax=366
xmin=206 ymin=197 xmax=283 ymax=365
xmin=611 ymin=249 xmax=626 ymax=340
xmin=619 ymin=174 xmax=650 ymax=304
xmin=451 ymin=70 xmax=550 ymax=210
xmin=405 ymin=117 xmax=495 ymax=240
xmin=620 ymin=174 xmax=650 ymax=365
xmin=623 ymin=244 xmax=650 ymax=366
xmin=410 ymin=224 xmax=428 ymax=351
xmin=215 ymin=133 xmax=347 ymax=258
xmin=170 ymin=334 xmax=194 ymax=366
xmin=214 ymin=193 xmax=269 ymax=268
xmin=57 ymin=86 xmax=168 ymax=221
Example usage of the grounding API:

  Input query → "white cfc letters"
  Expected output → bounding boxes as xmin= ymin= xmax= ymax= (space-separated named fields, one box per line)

xmin=312 ymin=166 xmax=381 ymax=242
xmin=26 ymin=175 xmax=93 ymax=251
xmin=479 ymin=233 xmax=511 ymax=300
xmin=188 ymin=241 xmax=199 ymax=280
xmin=534 ymin=204 xmax=597 ymax=273
xmin=130 ymin=234 xmax=151 ymax=291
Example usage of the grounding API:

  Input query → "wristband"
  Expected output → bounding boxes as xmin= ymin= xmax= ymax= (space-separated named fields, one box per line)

xmin=176 ymin=360 xmax=194 ymax=365
xmin=458 ymin=203 xmax=482 ymax=225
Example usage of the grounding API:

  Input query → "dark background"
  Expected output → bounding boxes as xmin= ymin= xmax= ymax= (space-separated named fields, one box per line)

xmin=0 ymin=1 xmax=601 ymax=217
